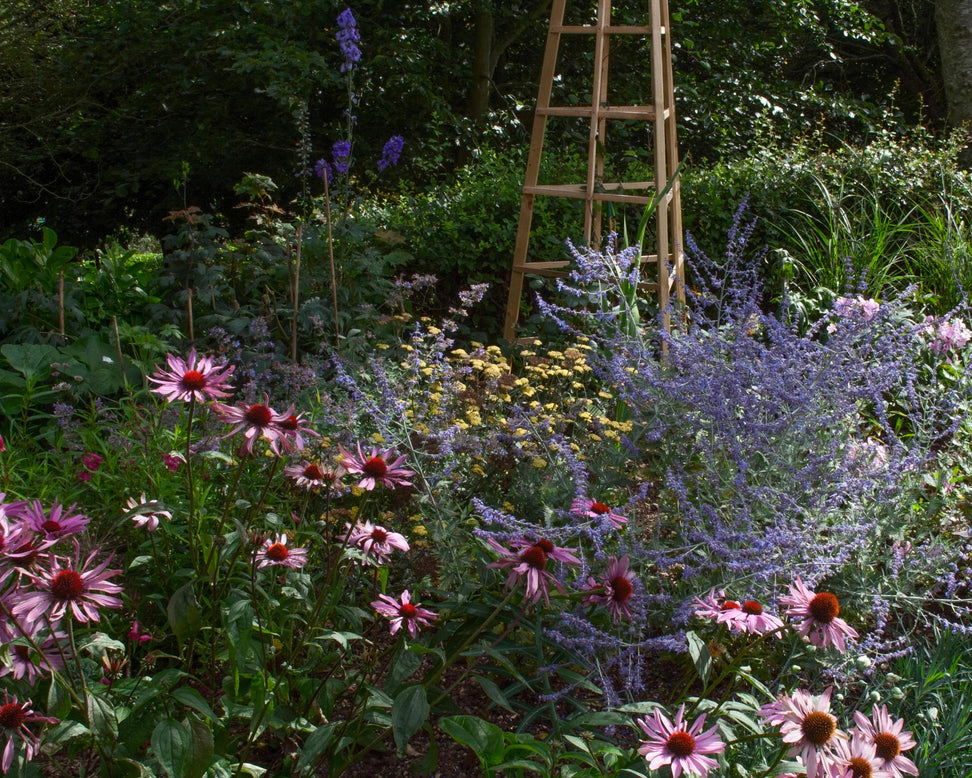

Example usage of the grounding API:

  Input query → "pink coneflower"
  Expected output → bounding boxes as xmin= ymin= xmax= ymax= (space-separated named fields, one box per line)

xmin=147 ymin=349 xmax=236 ymax=403
xmin=582 ymin=555 xmax=638 ymax=622
xmin=215 ymin=397 xmax=290 ymax=455
xmin=730 ymin=600 xmax=785 ymax=636
xmin=829 ymin=735 xmax=891 ymax=778
xmin=852 ymin=705 xmax=918 ymax=778
xmin=0 ymin=692 xmax=57 ymax=773
xmin=760 ymin=687 xmax=846 ymax=778
xmin=124 ymin=494 xmax=172 ymax=533
xmin=0 ymin=511 xmax=38 ymax=562
xmin=0 ymin=631 xmax=67 ymax=685
xmin=371 ymin=589 xmax=438 ymax=638
xmin=15 ymin=500 xmax=90 ymax=541
xmin=571 ymin=496 xmax=627 ymax=528
xmin=780 ymin=577 xmax=859 ymax=653
xmin=338 ymin=443 xmax=414 ymax=491
xmin=272 ymin=407 xmax=319 ymax=451
xmin=346 ymin=520 xmax=409 ymax=564
xmin=15 ymin=547 xmax=123 ymax=625
xmin=636 ymin=704 xmax=725 ymax=777
xmin=486 ymin=536 xmax=580 ymax=605
xmin=284 ymin=461 xmax=346 ymax=491
xmin=692 ymin=589 xmax=744 ymax=628
xmin=255 ymin=533 xmax=309 ymax=570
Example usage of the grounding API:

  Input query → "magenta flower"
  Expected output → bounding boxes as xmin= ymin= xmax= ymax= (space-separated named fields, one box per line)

xmin=127 ymin=620 xmax=153 ymax=645
xmin=853 ymin=704 xmax=918 ymax=778
xmin=284 ymin=461 xmax=346 ymax=491
xmin=0 ymin=692 xmax=57 ymax=773
xmin=148 ymin=348 xmax=235 ymax=403
xmin=162 ymin=452 xmax=185 ymax=472
xmin=215 ymin=397 xmax=290 ymax=455
xmin=15 ymin=546 xmax=123 ymax=626
xmin=0 ymin=510 xmax=41 ymax=563
xmin=759 ymin=687 xmax=846 ymax=778
xmin=124 ymin=494 xmax=171 ymax=533
xmin=582 ymin=555 xmax=637 ymax=622
xmin=255 ymin=533 xmax=309 ymax=570
xmin=81 ymin=452 xmax=103 ymax=472
xmin=339 ymin=443 xmax=414 ymax=490
xmin=780 ymin=577 xmax=859 ymax=653
xmin=571 ymin=496 xmax=627 ymax=528
xmin=371 ymin=589 xmax=438 ymax=638
xmin=636 ymin=704 xmax=725 ymax=777
xmin=487 ymin=536 xmax=580 ymax=605
xmin=15 ymin=500 xmax=90 ymax=542
xmin=346 ymin=520 xmax=409 ymax=564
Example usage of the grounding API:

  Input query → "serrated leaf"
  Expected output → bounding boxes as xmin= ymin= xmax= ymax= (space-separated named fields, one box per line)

xmin=184 ymin=717 xmax=215 ymax=778
xmin=80 ymin=632 xmax=126 ymax=658
xmin=151 ymin=718 xmax=191 ymax=778
xmin=43 ymin=720 xmax=90 ymax=747
xmin=391 ymin=685 xmax=429 ymax=756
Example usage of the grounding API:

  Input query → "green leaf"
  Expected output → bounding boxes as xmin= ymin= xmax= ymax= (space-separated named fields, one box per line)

xmin=151 ymin=718 xmax=191 ymax=778
xmin=384 ymin=646 xmax=423 ymax=694
xmin=171 ymin=687 xmax=219 ymax=722
xmin=184 ymin=717 xmax=215 ymax=778
xmin=391 ymin=685 xmax=429 ymax=756
xmin=47 ymin=677 xmax=72 ymax=719
xmin=686 ymin=630 xmax=712 ymax=683
xmin=87 ymin=694 xmax=118 ymax=740
xmin=44 ymin=720 xmax=90 ymax=748
xmin=167 ymin=582 xmax=202 ymax=643
xmin=475 ymin=674 xmax=514 ymax=712
xmin=79 ymin=632 xmax=126 ymax=658
xmin=294 ymin=723 xmax=335 ymax=774
xmin=1 ymin=343 xmax=59 ymax=382
xmin=438 ymin=715 xmax=504 ymax=765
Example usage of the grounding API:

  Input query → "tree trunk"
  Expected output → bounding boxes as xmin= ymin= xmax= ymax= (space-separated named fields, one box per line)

xmin=937 ymin=0 xmax=972 ymax=165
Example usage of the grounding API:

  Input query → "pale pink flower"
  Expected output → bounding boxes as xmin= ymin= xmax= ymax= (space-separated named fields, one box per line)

xmin=692 ymin=588 xmax=744 ymax=628
xmin=0 ymin=692 xmax=57 ymax=773
xmin=284 ymin=461 xmax=346 ymax=491
xmin=571 ymin=496 xmax=627 ymax=528
xmin=636 ymin=704 xmax=725 ymax=777
xmin=829 ymin=735 xmax=891 ymax=778
xmin=852 ymin=705 xmax=918 ymax=778
xmin=780 ymin=577 xmax=858 ymax=653
xmin=15 ymin=546 xmax=123 ymax=625
xmin=255 ymin=533 xmax=309 ymax=570
xmin=148 ymin=348 xmax=235 ymax=403
xmin=730 ymin=599 xmax=785 ymax=636
xmin=346 ymin=520 xmax=409 ymax=564
xmin=927 ymin=316 xmax=972 ymax=355
xmin=760 ymin=687 xmax=846 ymax=778
xmin=339 ymin=443 xmax=414 ymax=490
xmin=371 ymin=589 xmax=438 ymax=638
xmin=582 ymin=555 xmax=637 ymax=622
xmin=834 ymin=295 xmax=880 ymax=321
xmin=215 ymin=397 xmax=291 ymax=455
xmin=15 ymin=500 xmax=90 ymax=541
xmin=0 ymin=631 xmax=67 ymax=685
xmin=124 ymin=494 xmax=171 ymax=533
xmin=486 ymin=536 xmax=580 ymax=605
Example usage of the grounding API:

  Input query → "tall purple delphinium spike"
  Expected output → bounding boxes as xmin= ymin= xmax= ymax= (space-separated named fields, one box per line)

xmin=336 ymin=8 xmax=361 ymax=73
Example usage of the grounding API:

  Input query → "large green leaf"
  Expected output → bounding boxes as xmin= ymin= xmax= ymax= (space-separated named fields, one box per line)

xmin=391 ymin=685 xmax=429 ymax=757
xmin=151 ymin=718 xmax=192 ymax=778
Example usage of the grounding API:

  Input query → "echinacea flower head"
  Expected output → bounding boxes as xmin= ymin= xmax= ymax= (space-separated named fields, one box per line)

xmin=284 ymin=461 xmax=346 ymax=490
xmin=731 ymin=599 xmax=785 ymax=636
xmin=0 ymin=691 xmax=57 ymax=773
xmin=852 ymin=705 xmax=917 ymax=778
xmin=147 ymin=349 xmax=235 ymax=403
xmin=760 ymin=687 xmax=846 ymax=778
xmin=692 ymin=589 xmax=743 ymax=628
xmin=829 ymin=734 xmax=892 ymax=778
xmin=571 ymin=496 xmax=627 ymax=528
xmin=15 ymin=546 xmax=123 ymax=626
xmin=124 ymin=494 xmax=171 ymax=533
xmin=486 ymin=536 xmax=580 ymax=605
xmin=346 ymin=520 xmax=409 ymax=564
xmin=371 ymin=589 xmax=437 ymax=638
xmin=582 ymin=555 xmax=637 ymax=622
xmin=780 ymin=577 xmax=859 ymax=653
xmin=272 ymin=406 xmax=319 ymax=451
xmin=339 ymin=443 xmax=414 ymax=490
xmin=15 ymin=500 xmax=90 ymax=541
xmin=215 ymin=397 xmax=290 ymax=455
xmin=255 ymin=533 xmax=309 ymax=570
xmin=0 ymin=634 xmax=67 ymax=685
xmin=636 ymin=704 xmax=725 ymax=777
